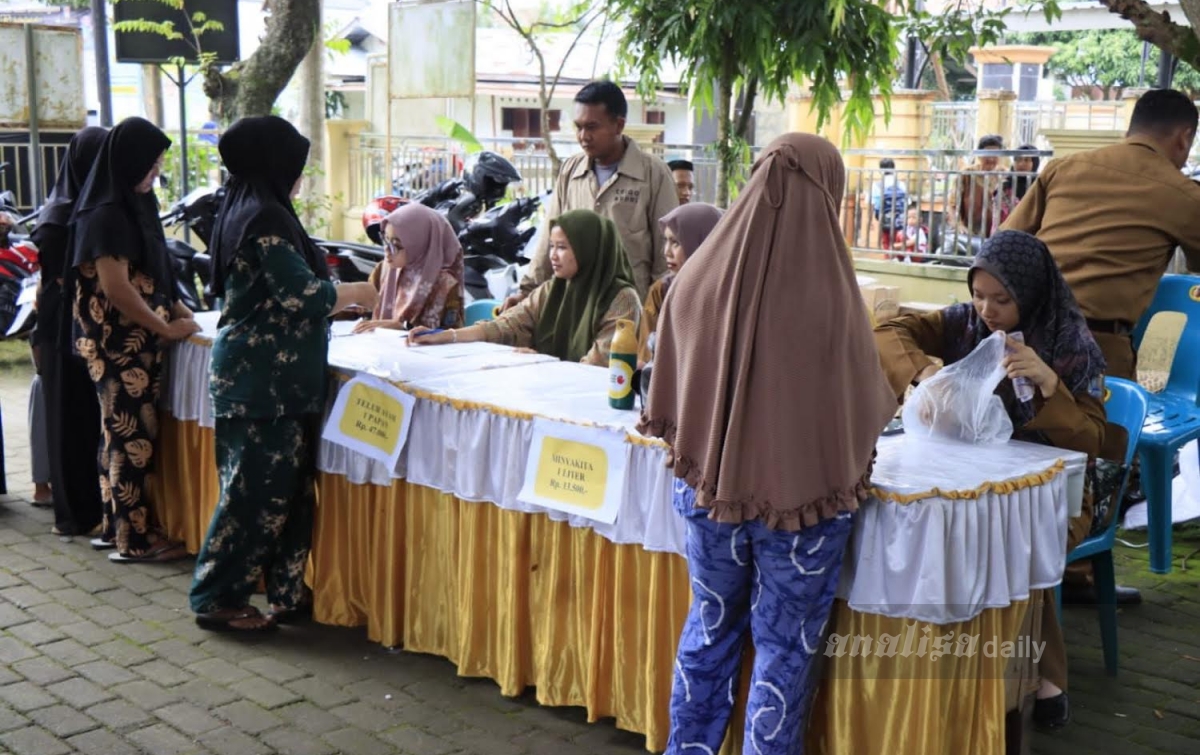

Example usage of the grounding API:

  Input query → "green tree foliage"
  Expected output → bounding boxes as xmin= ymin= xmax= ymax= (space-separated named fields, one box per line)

xmin=607 ymin=1 xmax=1063 ymax=205
xmin=1021 ymin=28 xmax=1200 ymax=99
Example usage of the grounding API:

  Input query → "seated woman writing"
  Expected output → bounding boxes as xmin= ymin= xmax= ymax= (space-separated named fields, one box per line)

xmin=874 ymin=229 xmax=1108 ymax=730
xmin=354 ymin=202 xmax=464 ymax=332
xmin=408 ymin=209 xmax=640 ymax=366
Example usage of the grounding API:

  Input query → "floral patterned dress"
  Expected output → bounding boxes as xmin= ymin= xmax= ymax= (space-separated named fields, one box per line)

xmin=188 ymin=236 xmax=337 ymax=614
xmin=73 ymin=259 xmax=172 ymax=554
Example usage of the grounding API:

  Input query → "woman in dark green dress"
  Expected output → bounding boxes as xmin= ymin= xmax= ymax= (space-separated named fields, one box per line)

xmin=69 ymin=117 xmax=201 ymax=562
xmin=189 ymin=116 xmax=376 ymax=632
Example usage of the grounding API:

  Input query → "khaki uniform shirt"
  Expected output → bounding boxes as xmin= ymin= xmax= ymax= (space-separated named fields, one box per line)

xmin=519 ymin=137 xmax=678 ymax=298
xmin=1001 ymin=137 xmax=1200 ymax=327
xmin=479 ymin=279 xmax=642 ymax=367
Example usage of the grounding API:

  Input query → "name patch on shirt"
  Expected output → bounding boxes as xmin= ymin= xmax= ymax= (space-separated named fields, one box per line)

xmin=612 ymin=187 xmax=641 ymax=204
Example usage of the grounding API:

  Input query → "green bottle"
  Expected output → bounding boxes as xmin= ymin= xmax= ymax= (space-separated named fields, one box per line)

xmin=608 ymin=319 xmax=638 ymax=410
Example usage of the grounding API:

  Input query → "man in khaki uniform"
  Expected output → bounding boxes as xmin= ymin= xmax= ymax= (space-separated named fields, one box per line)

xmin=1002 ymin=88 xmax=1200 ymax=608
xmin=504 ymin=80 xmax=678 ymax=309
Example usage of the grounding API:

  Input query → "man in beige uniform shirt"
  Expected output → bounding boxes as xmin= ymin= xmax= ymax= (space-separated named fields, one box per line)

xmin=1003 ymin=88 xmax=1200 ymax=607
xmin=503 ymin=80 xmax=678 ymax=309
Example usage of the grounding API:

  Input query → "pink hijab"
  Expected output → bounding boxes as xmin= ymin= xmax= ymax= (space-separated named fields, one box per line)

xmin=374 ymin=203 xmax=465 ymax=324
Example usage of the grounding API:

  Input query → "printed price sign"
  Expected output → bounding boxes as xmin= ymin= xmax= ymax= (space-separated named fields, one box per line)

xmin=517 ymin=418 xmax=628 ymax=524
xmin=321 ymin=375 xmax=416 ymax=468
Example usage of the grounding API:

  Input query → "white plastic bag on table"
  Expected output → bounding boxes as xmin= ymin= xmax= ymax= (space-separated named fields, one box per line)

xmin=901 ymin=330 xmax=1014 ymax=444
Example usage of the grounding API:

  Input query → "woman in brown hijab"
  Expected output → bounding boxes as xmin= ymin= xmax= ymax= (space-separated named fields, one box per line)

xmin=638 ymin=133 xmax=896 ymax=754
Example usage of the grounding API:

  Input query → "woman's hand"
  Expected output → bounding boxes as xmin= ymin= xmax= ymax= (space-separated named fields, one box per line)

xmin=513 ymin=347 xmax=538 ymax=355
xmin=407 ymin=326 xmax=454 ymax=346
xmin=161 ymin=318 xmax=202 ymax=342
xmin=1003 ymin=336 xmax=1059 ymax=398
xmin=352 ymin=319 xmax=401 ymax=334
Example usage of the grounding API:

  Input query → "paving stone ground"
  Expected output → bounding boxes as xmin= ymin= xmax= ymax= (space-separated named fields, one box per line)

xmin=2 ymin=359 xmax=1199 ymax=755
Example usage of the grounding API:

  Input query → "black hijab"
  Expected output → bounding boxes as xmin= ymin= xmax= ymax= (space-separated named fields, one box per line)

xmin=208 ymin=116 xmax=328 ymax=296
xmin=941 ymin=231 xmax=1106 ymax=431
xmin=1007 ymin=144 xmax=1040 ymax=201
xmin=69 ymin=117 xmax=174 ymax=298
xmin=39 ymin=127 xmax=108 ymax=228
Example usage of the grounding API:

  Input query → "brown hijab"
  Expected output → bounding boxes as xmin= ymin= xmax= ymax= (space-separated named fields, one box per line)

xmin=637 ymin=133 xmax=897 ymax=530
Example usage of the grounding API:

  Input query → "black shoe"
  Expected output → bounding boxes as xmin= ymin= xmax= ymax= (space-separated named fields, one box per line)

xmin=1060 ymin=584 xmax=1142 ymax=606
xmin=1033 ymin=693 xmax=1069 ymax=729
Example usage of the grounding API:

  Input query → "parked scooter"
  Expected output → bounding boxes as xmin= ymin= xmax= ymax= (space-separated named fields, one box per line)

xmin=423 ymin=151 xmax=524 ymax=235
xmin=357 ymin=188 xmax=543 ymax=303
xmin=459 ymin=192 xmax=545 ymax=302
xmin=160 ymin=186 xmax=222 ymax=312
xmin=0 ymin=211 xmax=40 ymax=339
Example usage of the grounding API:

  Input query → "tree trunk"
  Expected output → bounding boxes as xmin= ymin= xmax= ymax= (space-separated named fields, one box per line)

xmin=541 ymin=101 xmax=560 ymax=178
xmin=715 ymin=52 xmax=736 ymax=208
xmin=203 ymin=0 xmax=319 ymax=122
xmin=734 ymin=76 xmax=758 ymax=142
xmin=141 ymin=65 xmax=165 ymax=126
xmin=931 ymin=51 xmax=952 ymax=100
xmin=296 ymin=3 xmax=324 ymax=227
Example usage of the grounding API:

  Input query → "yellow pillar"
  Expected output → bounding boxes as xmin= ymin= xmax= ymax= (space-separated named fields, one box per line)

xmin=975 ymin=90 xmax=1017 ymax=149
xmin=1122 ymin=88 xmax=1147 ymax=131
xmin=324 ymin=119 xmax=370 ymax=241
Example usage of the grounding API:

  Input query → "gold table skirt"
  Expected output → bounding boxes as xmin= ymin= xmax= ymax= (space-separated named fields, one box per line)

xmin=154 ymin=414 xmax=1029 ymax=754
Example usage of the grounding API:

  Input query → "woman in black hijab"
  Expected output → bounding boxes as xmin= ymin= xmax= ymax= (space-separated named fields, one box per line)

xmin=34 ymin=126 xmax=108 ymax=539
xmin=69 ymin=116 xmax=200 ymax=562
xmin=189 ymin=116 xmax=375 ymax=632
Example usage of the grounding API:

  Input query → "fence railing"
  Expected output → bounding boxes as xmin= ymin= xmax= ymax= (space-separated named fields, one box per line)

xmin=842 ymin=148 xmax=1048 ymax=267
xmin=0 ymin=131 xmax=73 ymax=214
xmin=347 ymin=134 xmax=740 ymax=209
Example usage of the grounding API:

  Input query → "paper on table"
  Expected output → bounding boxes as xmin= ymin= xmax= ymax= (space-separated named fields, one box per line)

xmin=1123 ymin=440 xmax=1200 ymax=530
xmin=330 ymin=320 xmax=358 ymax=337
xmin=407 ymin=341 xmax=515 ymax=359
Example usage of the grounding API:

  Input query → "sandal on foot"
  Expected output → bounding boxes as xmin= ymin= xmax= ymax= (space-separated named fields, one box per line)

xmin=267 ymin=603 xmax=314 ymax=625
xmin=195 ymin=607 xmax=277 ymax=634
xmin=109 ymin=542 xmax=188 ymax=563
xmin=90 ymin=537 xmax=115 ymax=551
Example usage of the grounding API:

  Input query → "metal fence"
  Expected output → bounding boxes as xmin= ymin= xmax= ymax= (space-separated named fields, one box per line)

xmin=0 ymin=131 xmax=73 ymax=214
xmin=842 ymin=148 xmax=1049 ymax=266
xmin=347 ymin=134 xmax=734 ymax=209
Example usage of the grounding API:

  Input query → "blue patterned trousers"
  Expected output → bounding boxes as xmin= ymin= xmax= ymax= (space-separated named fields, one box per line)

xmin=667 ymin=481 xmax=853 ymax=755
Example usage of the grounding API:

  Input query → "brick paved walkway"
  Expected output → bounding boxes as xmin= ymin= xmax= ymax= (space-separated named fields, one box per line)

xmin=1 ymin=362 xmax=1198 ymax=755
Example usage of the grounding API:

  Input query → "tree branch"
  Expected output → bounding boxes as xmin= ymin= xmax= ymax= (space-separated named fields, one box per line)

xmin=548 ymin=9 xmax=602 ymax=103
xmin=1100 ymin=0 xmax=1200 ymax=68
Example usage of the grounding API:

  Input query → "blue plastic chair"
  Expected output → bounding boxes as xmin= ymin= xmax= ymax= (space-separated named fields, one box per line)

xmin=1130 ymin=274 xmax=1200 ymax=573
xmin=1054 ymin=378 xmax=1149 ymax=676
xmin=464 ymin=299 xmax=500 ymax=326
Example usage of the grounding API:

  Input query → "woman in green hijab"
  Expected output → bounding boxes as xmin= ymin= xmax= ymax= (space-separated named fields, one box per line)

xmin=409 ymin=209 xmax=641 ymax=365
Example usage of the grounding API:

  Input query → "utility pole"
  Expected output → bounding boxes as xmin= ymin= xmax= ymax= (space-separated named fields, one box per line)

xmin=91 ymin=0 xmax=113 ymax=126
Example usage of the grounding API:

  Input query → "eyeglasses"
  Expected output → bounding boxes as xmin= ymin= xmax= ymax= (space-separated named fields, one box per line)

xmin=384 ymin=237 xmax=401 ymax=252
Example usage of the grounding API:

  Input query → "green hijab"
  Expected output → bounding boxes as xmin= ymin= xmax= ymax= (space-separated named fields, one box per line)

xmin=533 ymin=209 xmax=637 ymax=362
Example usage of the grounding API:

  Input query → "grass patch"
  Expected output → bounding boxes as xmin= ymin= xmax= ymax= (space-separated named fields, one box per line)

xmin=0 ymin=338 xmax=31 ymax=371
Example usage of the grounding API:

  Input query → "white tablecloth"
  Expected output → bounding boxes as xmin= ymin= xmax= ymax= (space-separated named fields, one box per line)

xmin=164 ymin=324 xmax=1085 ymax=624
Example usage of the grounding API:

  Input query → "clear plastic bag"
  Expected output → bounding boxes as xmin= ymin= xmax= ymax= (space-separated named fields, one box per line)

xmin=901 ymin=330 xmax=1014 ymax=444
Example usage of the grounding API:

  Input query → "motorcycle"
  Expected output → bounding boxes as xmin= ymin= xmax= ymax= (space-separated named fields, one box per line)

xmin=0 ymin=212 xmax=40 ymax=339
xmin=160 ymin=186 xmax=222 ymax=312
xmin=459 ymin=192 xmax=545 ymax=302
